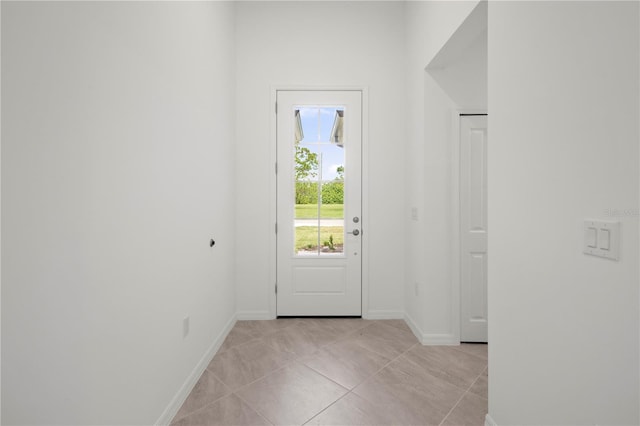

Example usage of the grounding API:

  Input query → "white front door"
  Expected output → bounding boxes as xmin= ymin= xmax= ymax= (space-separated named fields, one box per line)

xmin=460 ymin=114 xmax=488 ymax=342
xmin=276 ymin=90 xmax=362 ymax=316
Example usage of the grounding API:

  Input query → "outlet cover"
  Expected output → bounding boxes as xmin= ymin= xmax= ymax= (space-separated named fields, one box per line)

xmin=583 ymin=219 xmax=620 ymax=261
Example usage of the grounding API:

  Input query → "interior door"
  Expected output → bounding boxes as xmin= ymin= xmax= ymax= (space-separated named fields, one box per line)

xmin=276 ymin=90 xmax=362 ymax=316
xmin=460 ymin=114 xmax=488 ymax=342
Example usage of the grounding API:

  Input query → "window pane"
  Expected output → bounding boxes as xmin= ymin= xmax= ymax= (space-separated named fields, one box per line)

xmin=295 ymin=224 xmax=320 ymax=256
xmin=293 ymin=106 xmax=346 ymax=257
xmin=318 ymin=221 xmax=344 ymax=255
xmin=319 ymin=107 xmax=340 ymax=142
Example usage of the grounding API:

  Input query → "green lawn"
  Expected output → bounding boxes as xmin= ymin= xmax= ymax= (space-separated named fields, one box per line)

xmin=295 ymin=204 xmax=344 ymax=219
xmin=295 ymin=226 xmax=344 ymax=251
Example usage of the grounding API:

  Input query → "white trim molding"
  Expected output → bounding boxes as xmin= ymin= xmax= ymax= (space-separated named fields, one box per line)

xmin=405 ymin=312 xmax=459 ymax=345
xmin=155 ymin=314 xmax=236 ymax=426
xmin=421 ymin=333 xmax=458 ymax=346
xmin=269 ymin=87 xmax=278 ymax=319
xmin=404 ymin=312 xmax=422 ymax=341
xmin=365 ymin=310 xmax=404 ymax=320
xmin=485 ymin=413 xmax=498 ymax=426
xmin=236 ymin=310 xmax=273 ymax=320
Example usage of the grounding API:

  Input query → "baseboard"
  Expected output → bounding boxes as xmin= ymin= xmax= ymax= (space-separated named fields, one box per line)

xmin=404 ymin=313 xmax=459 ymax=345
xmin=236 ymin=310 xmax=273 ymax=320
xmin=365 ymin=310 xmax=404 ymax=320
xmin=485 ymin=413 xmax=497 ymax=426
xmin=155 ymin=314 xmax=237 ymax=426
xmin=403 ymin=312 xmax=423 ymax=342
xmin=421 ymin=333 xmax=458 ymax=345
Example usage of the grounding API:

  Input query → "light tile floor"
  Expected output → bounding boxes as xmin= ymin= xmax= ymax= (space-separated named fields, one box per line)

xmin=171 ymin=318 xmax=487 ymax=426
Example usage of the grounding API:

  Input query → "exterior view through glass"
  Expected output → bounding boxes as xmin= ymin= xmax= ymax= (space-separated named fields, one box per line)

xmin=293 ymin=106 xmax=345 ymax=256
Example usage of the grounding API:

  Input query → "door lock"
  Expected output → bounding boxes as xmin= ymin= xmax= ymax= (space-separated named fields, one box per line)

xmin=348 ymin=229 xmax=360 ymax=236
xmin=353 ymin=217 xmax=359 ymax=223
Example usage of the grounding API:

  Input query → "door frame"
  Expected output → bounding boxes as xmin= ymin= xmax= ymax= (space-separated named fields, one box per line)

xmin=451 ymin=109 xmax=487 ymax=343
xmin=268 ymin=85 xmax=370 ymax=319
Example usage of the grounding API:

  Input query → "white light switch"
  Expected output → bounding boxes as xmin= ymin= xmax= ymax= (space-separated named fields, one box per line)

xmin=585 ymin=227 xmax=597 ymax=248
xmin=584 ymin=219 xmax=619 ymax=260
xmin=599 ymin=229 xmax=610 ymax=250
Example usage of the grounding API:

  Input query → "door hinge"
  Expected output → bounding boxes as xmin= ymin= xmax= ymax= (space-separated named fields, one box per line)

xmin=275 ymin=223 xmax=278 ymax=234
xmin=275 ymin=162 xmax=278 ymax=174
xmin=275 ymin=283 xmax=278 ymax=294
xmin=275 ymin=102 xmax=278 ymax=114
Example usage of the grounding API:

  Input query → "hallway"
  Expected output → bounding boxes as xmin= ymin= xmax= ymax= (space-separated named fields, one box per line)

xmin=171 ymin=319 xmax=488 ymax=425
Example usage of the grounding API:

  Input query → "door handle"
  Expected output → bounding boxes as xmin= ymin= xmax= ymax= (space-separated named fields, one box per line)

xmin=348 ymin=229 xmax=360 ymax=236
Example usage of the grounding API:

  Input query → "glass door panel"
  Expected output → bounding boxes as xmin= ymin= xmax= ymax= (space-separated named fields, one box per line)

xmin=293 ymin=107 xmax=345 ymax=256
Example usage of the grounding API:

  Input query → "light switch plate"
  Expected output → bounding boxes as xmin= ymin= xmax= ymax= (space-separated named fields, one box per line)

xmin=585 ymin=226 xmax=597 ymax=248
xmin=599 ymin=229 xmax=611 ymax=250
xmin=583 ymin=219 xmax=620 ymax=260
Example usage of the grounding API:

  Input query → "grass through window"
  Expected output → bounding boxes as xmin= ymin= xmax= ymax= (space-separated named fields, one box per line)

xmin=295 ymin=226 xmax=344 ymax=252
xmin=295 ymin=204 xmax=343 ymax=219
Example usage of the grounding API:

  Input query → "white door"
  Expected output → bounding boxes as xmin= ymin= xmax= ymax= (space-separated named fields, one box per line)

xmin=276 ymin=90 xmax=362 ymax=316
xmin=460 ymin=114 xmax=488 ymax=342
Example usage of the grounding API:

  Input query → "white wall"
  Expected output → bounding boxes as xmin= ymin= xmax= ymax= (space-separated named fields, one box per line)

xmin=1 ymin=2 xmax=237 ymax=424
xmin=0 ymin=3 xmax=3 ymax=422
xmin=426 ymin=27 xmax=487 ymax=111
xmin=488 ymin=1 xmax=639 ymax=424
xmin=403 ymin=1 xmax=482 ymax=342
xmin=235 ymin=1 xmax=406 ymax=319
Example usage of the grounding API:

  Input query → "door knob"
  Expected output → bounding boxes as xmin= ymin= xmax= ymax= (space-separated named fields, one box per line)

xmin=348 ymin=229 xmax=360 ymax=236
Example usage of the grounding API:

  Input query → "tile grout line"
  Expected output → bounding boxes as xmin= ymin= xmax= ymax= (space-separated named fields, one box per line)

xmin=174 ymin=320 xmax=415 ymax=425
xmin=215 ymin=325 xmax=365 ymax=426
xmin=233 ymin=390 xmax=276 ymax=426
xmin=201 ymin=342 xmax=306 ymax=424
xmin=171 ymin=369 xmax=236 ymax=423
xmin=437 ymin=362 xmax=488 ymax=426
xmin=178 ymin=327 xmax=301 ymax=423
xmin=211 ymin=320 xmax=375 ymax=394
xmin=216 ymin=336 xmax=262 ymax=356
xmin=281 ymin=323 xmax=401 ymax=425
xmin=176 ymin=345 xmax=281 ymax=424
xmin=169 ymin=392 xmax=235 ymax=425
xmin=450 ymin=342 xmax=488 ymax=359
xmin=233 ymin=358 xmax=350 ymax=426
xmin=437 ymin=390 xmax=467 ymax=426
xmin=266 ymin=321 xmax=374 ymax=425
xmin=303 ymin=339 xmax=422 ymax=425
xmin=206 ymin=324 xmax=309 ymax=390
xmin=224 ymin=356 xmax=297 ymax=393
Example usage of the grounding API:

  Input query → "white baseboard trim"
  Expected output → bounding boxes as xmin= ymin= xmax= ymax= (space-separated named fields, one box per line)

xmin=485 ymin=413 xmax=497 ymax=426
xmin=421 ymin=333 xmax=458 ymax=345
xmin=404 ymin=313 xmax=459 ymax=345
xmin=365 ymin=310 xmax=404 ymax=320
xmin=236 ymin=310 xmax=273 ymax=320
xmin=155 ymin=314 xmax=237 ymax=426
xmin=404 ymin=312 xmax=423 ymax=342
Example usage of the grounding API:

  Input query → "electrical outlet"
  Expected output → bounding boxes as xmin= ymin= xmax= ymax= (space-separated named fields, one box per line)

xmin=183 ymin=316 xmax=190 ymax=338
